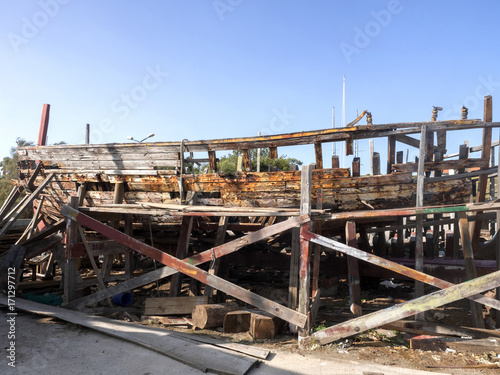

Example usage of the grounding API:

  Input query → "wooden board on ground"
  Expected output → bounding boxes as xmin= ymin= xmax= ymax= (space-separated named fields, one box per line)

xmin=144 ymin=296 xmax=208 ymax=316
xmin=0 ymin=295 xmax=259 ymax=375
xmin=410 ymin=336 xmax=500 ymax=354
xmin=141 ymin=315 xmax=191 ymax=326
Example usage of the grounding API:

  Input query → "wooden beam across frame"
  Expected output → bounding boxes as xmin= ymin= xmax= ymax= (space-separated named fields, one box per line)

xmin=60 ymin=205 xmax=308 ymax=327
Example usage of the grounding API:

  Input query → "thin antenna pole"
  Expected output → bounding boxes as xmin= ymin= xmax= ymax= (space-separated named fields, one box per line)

xmin=332 ymin=106 xmax=335 ymax=156
xmin=342 ymin=75 xmax=346 ymax=168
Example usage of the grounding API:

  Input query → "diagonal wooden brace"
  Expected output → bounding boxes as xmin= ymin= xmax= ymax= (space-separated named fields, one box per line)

xmin=311 ymin=268 xmax=500 ymax=345
xmin=301 ymin=231 xmax=500 ymax=311
xmin=61 ymin=205 xmax=308 ymax=328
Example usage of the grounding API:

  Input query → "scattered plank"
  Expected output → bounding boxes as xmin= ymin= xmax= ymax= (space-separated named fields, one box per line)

xmin=382 ymin=320 xmax=500 ymax=339
xmin=0 ymin=295 xmax=259 ymax=375
xmin=144 ymin=296 xmax=208 ymax=316
xmin=141 ymin=316 xmax=191 ymax=326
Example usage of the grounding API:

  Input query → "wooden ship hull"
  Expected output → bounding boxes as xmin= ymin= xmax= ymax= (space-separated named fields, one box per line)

xmin=3 ymin=98 xmax=500 ymax=351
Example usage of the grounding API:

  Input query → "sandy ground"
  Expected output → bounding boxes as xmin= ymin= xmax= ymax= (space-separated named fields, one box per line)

xmin=0 ymin=310 xmax=454 ymax=375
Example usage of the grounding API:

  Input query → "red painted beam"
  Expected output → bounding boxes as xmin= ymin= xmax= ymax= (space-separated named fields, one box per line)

xmin=38 ymin=104 xmax=50 ymax=146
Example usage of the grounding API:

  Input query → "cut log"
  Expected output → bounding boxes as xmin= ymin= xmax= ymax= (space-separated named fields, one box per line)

xmin=223 ymin=310 xmax=252 ymax=333
xmin=223 ymin=309 xmax=285 ymax=339
xmin=250 ymin=311 xmax=284 ymax=340
xmin=192 ymin=302 xmax=240 ymax=329
xmin=144 ymin=296 xmax=208 ymax=316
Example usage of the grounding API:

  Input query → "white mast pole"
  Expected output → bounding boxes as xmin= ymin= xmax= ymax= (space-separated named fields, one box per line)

xmin=342 ymin=75 xmax=346 ymax=168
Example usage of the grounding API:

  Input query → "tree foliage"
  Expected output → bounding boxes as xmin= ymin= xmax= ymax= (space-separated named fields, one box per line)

xmin=0 ymin=138 xmax=34 ymax=207
xmin=217 ymin=149 xmax=302 ymax=174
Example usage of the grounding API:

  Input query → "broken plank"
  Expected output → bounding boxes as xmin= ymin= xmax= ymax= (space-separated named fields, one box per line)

xmin=309 ymin=268 xmax=500 ymax=345
xmin=144 ymin=296 xmax=208 ymax=316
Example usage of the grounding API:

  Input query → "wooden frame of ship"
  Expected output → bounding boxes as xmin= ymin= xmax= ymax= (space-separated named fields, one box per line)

xmin=3 ymin=95 xmax=500 ymax=345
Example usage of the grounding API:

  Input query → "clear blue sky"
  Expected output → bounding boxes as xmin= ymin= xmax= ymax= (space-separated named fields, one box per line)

xmin=1 ymin=1 xmax=500 ymax=173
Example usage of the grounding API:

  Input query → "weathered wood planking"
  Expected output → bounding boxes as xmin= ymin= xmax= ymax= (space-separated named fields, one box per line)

xmin=23 ymin=169 xmax=472 ymax=219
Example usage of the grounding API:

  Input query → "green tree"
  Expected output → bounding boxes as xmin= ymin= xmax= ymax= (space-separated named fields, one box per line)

xmin=217 ymin=149 xmax=302 ymax=174
xmin=0 ymin=138 xmax=34 ymax=207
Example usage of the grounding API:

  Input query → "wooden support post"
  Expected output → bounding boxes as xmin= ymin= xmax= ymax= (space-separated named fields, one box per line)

xmin=497 ymin=140 xmax=500 ymax=328
xmin=396 ymin=151 xmax=403 ymax=165
xmin=208 ymin=150 xmax=217 ymax=172
xmin=415 ymin=125 xmax=427 ymax=320
xmin=458 ymin=144 xmax=469 ymax=174
xmin=346 ymin=135 xmax=354 ymax=156
xmin=331 ymin=155 xmax=339 ymax=169
xmin=204 ymin=216 xmax=229 ymax=298
xmin=37 ymin=104 xmax=50 ymax=146
xmin=78 ymin=225 xmax=113 ymax=307
xmin=113 ymin=182 xmax=124 ymax=204
xmin=352 ymin=157 xmax=360 ymax=177
xmin=397 ymin=217 xmax=404 ymax=257
xmin=288 ymin=227 xmax=300 ymax=310
xmin=169 ymin=216 xmax=194 ymax=297
xmin=359 ymin=227 xmax=371 ymax=252
xmin=298 ymin=165 xmax=313 ymax=341
xmin=314 ymin=142 xmax=323 ymax=170
xmin=64 ymin=196 xmax=79 ymax=304
xmin=124 ymin=214 xmax=134 ymax=279
xmin=242 ymin=149 xmax=251 ymax=172
xmin=425 ymin=130 xmax=434 ymax=177
xmin=269 ymin=146 xmax=278 ymax=159
xmin=387 ymin=135 xmax=396 ymax=174
xmin=372 ymin=152 xmax=380 ymax=175
xmin=433 ymin=150 xmax=444 ymax=257
xmin=346 ymin=221 xmax=362 ymax=315
xmin=472 ymin=96 xmax=493 ymax=253
xmin=458 ymin=212 xmax=485 ymax=328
